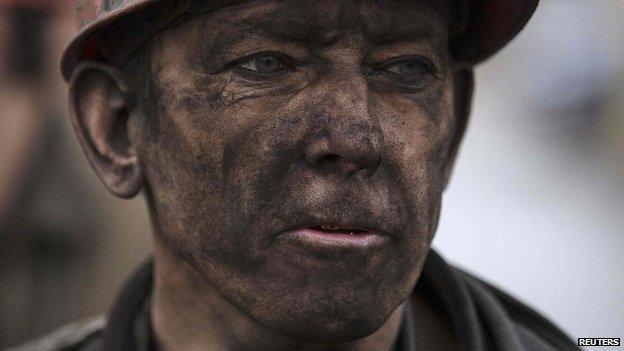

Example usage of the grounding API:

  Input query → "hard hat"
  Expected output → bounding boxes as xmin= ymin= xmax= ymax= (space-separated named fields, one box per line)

xmin=61 ymin=0 xmax=539 ymax=81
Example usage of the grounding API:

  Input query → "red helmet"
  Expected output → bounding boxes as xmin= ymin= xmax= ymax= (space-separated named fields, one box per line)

xmin=61 ymin=0 xmax=539 ymax=81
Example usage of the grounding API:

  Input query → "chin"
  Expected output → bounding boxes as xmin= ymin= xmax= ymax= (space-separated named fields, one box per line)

xmin=271 ymin=312 xmax=389 ymax=343
xmin=251 ymin=291 xmax=399 ymax=343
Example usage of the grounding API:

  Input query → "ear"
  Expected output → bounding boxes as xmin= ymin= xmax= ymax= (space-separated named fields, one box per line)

xmin=442 ymin=67 xmax=474 ymax=189
xmin=68 ymin=62 xmax=143 ymax=198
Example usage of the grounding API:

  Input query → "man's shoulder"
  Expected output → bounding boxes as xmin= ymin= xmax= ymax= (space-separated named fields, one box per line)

xmin=456 ymin=269 xmax=580 ymax=351
xmin=8 ymin=316 xmax=105 ymax=351
xmin=411 ymin=250 xmax=580 ymax=350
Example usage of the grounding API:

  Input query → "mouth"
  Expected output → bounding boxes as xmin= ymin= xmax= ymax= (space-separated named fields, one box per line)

xmin=315 ymin=224 xmax=369 ymax=235
xmin=281 ymin=224 xmax=388 ymax=252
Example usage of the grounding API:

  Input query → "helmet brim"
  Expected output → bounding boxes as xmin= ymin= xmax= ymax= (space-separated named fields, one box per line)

xmin=61 ymin=0 xmax=539 ymax=81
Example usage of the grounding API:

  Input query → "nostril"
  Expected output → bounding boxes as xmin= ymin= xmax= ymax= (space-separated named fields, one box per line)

xmin=313 ymin=153 xmax=372 ymax=174
xmin=304 ymin=128 xmax=383 ymax=175
xmin=305 ymin=138 xmax=332 ymax=166
xmin=317 ymin=154 xmax=341 ymax=166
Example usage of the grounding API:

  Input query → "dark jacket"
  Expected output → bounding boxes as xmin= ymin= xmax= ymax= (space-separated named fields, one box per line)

xmin=10 ymin=250 xmax=580 ymax=351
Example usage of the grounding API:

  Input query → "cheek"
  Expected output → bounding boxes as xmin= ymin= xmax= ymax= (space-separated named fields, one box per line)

xmin=137 ymin=78 xmax=234 ymax=261
xmin=376 ymin=83 xmax=454 ymax=235
xmin=139 ymin=67 xmax=303 ymax=261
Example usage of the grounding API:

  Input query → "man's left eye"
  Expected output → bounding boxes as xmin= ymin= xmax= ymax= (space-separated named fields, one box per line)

xmin=237 ymin=54 xmax=289 ymax=74
xmin=384 ymin=59 xmax=431 ymax=81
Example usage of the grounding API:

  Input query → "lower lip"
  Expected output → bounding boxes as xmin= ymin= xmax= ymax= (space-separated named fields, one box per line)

xmin=282 ymin=227 xmax=387 ymax=250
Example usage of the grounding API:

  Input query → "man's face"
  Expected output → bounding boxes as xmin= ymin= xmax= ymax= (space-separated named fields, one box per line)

xmin=136 ymin=0 xmax=456 ymax=342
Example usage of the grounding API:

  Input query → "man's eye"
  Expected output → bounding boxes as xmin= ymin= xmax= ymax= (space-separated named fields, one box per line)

xmin=237 ymin=54 xmax=289 ymax=74
xmin=384 ymin=59 xmax=431 ymax=81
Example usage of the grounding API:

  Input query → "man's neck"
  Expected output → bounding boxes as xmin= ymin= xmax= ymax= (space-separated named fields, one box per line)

xmin=150 ymin=239 xmax=406 ymax=351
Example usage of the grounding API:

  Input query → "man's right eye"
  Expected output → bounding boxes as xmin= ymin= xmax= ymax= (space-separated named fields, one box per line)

xmin=236 ymin=53 xmax=290 ymax=75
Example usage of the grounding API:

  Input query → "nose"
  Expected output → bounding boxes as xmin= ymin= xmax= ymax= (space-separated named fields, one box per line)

xmin=305 ymin=129 xmax=382 ymax=175
xmin=304 ymin=75 xmax=383 ymax=176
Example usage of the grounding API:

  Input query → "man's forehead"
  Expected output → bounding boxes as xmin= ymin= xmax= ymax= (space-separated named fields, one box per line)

xmin=178 ymin=0 xmax=450 ymax=46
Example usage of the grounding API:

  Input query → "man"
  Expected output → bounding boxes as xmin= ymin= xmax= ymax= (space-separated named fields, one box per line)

xmin=14 ymin=0 xmax=579 ymax=350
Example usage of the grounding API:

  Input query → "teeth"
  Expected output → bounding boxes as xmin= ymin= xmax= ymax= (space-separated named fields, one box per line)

xmin=320 ymin=225 xmax=359 ymax=235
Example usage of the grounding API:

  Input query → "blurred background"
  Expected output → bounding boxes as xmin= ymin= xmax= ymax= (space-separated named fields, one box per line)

xmin=0 ymin=0 xmax=622 ymax=349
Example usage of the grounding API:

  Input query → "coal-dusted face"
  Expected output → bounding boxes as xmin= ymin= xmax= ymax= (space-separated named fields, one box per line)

xmin=136 ymin=0 xmax=458 ymax=342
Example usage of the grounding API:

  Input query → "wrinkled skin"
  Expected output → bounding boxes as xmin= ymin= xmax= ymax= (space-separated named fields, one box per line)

xmin=70 ymin=0 xmax=470 ymax=348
